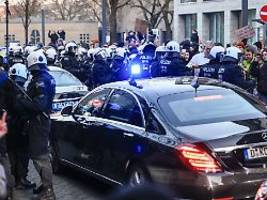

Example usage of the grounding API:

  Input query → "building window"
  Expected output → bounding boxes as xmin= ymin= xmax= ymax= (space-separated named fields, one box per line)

xmin=208 ymin=12 xmax=224 ymax=44
xmin=30 ymin=30 xmax=40 ymax=45
xmin=80 ymin=33 xmax=90 ymax=44
xmin=183 ymin=14 xmax=197 ymax=40
xmin=181 ymin=0 xmax=197 ymax=2
xmin=4 ymin=34 xmax=15 ymax=42
xmin=232 ymin=9 xmax=257 ymax=43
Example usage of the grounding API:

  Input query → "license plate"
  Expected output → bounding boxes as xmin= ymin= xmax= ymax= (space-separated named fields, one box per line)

xmin=52 ymin=101 xmax=78 ymax=111
xmin=244 ymin=146 xmax=267 ymax=160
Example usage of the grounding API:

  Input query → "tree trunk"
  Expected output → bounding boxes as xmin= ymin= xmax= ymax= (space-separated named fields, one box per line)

xmin=25 ymin=1 xmax=29 ymax=45
xmin=25 ymin=25 xmax=29 ymax=45
xmin=109 ymin=6 xmax=117 ymax=44
xmin=163 ymin=13 xmax=172 ymax=41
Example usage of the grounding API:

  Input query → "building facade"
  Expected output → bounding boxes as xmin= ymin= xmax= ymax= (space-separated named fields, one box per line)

xmin=173 ymin=0 xmax=267 ymax=45
xmin=0 ymin=20 xmax=98 ymax=46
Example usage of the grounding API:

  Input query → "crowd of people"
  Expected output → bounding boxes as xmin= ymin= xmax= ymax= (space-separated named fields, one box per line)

xmin=0 ymin=30 xmax=267 ymax=200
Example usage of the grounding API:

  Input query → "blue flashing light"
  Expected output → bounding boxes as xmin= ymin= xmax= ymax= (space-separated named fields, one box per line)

xmin=135 ymin=144 xmax=143 ymax=154
xmin=131 ymin=64 xmax=141 ymax=75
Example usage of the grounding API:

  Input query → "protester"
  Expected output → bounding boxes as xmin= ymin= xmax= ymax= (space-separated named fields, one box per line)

xmin=187 ymin=41 xmax=213 ymax=75
xmin=242 ymin=47 xmax=255 ymax=78
xmin=250 ymin=48 xmax=267 ymax=104
xmin=57 ymin=30 xmax=66 ymax=41
xmin=48 ymin=31 xmax=59 ymax=46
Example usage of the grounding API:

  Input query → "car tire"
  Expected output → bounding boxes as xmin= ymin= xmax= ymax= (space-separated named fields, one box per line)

xmin=126 ymin=164 xmax=151 ymax=187
xmin=49 ymin=143 xmax=62 ymax=174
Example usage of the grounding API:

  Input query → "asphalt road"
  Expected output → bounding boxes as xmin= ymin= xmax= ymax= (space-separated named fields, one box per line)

xmin=14 ymin=162 xmax=114 ymax=200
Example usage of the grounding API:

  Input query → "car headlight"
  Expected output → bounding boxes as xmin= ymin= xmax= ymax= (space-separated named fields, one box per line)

xmin=131 ymin=64 xmax=141 ymax=75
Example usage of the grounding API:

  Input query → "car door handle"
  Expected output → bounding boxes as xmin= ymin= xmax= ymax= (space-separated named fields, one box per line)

xmin=123 ymin=132 xmax=134 ymax=137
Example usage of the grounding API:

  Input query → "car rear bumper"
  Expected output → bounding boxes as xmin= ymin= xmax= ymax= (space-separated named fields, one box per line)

xmin=149 ymin=167 xmax=267 ymax=200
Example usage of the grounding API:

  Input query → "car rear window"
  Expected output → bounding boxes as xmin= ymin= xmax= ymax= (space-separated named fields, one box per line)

xmin=49 ymin=71 xmax=81 ymax=87
xmin=158 ymin=89 xmax=266 ymax=126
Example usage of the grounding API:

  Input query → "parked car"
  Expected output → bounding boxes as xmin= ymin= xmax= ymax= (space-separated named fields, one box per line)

xmin=48 ymin=66 xmax=88 ymax=113
xmin=50 ymin=77 xmax=267 ymax=200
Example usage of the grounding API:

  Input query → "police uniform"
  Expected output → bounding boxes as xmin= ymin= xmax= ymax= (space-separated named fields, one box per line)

xmin=7 ymin=74 xmax=34 ymax=189
xmin=199 ymin=59 xmax=221 ymax=79
xmin=218 ymin=56 xmax=255 ymax=90
xmin=20 ymin=51 xmax=56 ymax=200
xmin=61 ymin=52 xmax=80 ymax=78
xmin=25 ymin=70 xmax=55 ymax=182
xmin=152 ymin=55 xmax=190 ymax=77
xmin=91 ymin=58 xmax=111 ymax=88
xmin=110 ymin=55 xmax=128 ymax=82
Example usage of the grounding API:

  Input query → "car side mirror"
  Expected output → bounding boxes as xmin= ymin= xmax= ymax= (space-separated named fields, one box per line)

xmin=61 ymin=106 xmax=73 ymax=117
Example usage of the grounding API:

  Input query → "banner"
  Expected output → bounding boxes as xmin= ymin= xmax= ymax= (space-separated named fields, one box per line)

xmin=234 ymin=26 xmax=255 ymax=40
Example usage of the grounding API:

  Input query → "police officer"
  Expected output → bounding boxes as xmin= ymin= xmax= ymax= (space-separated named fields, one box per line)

xmin=218 ymin=46 xmax=255 ymax=91
xmin=9 ymin=46 xmax=25 ymax=67
xmin=91 ymin=48 xmax=111 ymax=88
xmin=83 ymin=49 xmax=95 ymax=89
xmin=199 ymin=46 xmax=225 ymax=79
xmin=20 ymin=51 xmax=56 ymax=200
xmin=151 ymin=46 xmax=167 ymax=77
xmin=77 ymin=46 xmax=91 ymax=83
xmin=110 ymin=47 xmax=128 ymax=81
xmin=152 ymin=41 xmax=190 ymax=77
xmin=45 ymin=47 xmax=58 ymax=67
xmin=61 ymin=42 xmax=80 ymax=78
xmin=7 ymin=64 xmax=35 ymax=190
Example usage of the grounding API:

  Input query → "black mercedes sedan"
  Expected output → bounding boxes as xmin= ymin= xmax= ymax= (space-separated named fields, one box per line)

xmin=50 ymin=77 xmax=267 ymax=200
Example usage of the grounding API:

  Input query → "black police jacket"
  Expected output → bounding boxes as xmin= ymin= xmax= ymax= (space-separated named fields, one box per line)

xmin=92 ymin=60 xmax=111 ymax=85
xmin=61 ymin=53 xmax=80 ymax=76
xmin=110 ymin=56 xmax=128 ymax=81
xmin=22 ymin=71 xmax=56 ymax=116
xmin=218 ymin=56 xmax=255 ymax=90
xmin=199 ymin=59 xmax=221 ymax=79
xmin=154 ymin=56 xmax=190 ymax=77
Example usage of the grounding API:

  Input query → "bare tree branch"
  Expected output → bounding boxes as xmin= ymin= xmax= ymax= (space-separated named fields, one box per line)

xmin=130 ymin=0 xmax=173 ymax=30
xmin=12 ymin=0 xmax=41 ymax=44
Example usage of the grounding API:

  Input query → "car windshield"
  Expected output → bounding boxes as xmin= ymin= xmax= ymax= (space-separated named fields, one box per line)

xmin=49 ymin=70 xmax=81 ymax=87
xmin=158 ymin=89 xmax=266 ymax=126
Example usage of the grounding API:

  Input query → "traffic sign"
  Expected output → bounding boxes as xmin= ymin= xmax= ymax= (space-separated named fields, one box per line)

xmin=260 ymin=5 xmax=267 ymax=22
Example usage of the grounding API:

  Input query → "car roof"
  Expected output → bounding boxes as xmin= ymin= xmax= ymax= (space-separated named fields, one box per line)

xmin=48 ymin=66 xmax=66 ymax=72
xmin=100 ymin=77 xmax=233 ymax=100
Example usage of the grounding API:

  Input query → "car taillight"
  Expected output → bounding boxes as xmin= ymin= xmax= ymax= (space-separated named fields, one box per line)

xmin=176 ymin=144 xmax=223 ymax=173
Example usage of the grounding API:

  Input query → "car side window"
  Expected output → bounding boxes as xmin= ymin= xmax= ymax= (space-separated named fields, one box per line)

xmin=104 ymin=90 xmax=144 ymax=127
xmin=74 ymin=89 xmax=110 ymax=117
xmin=146 ymin=112 xmax=165 ymax=135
